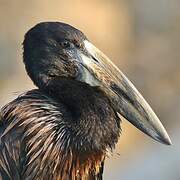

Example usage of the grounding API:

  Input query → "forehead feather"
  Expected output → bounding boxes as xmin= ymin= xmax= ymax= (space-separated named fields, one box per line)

xmin=25 ymin=22 xmax=87 ymax=44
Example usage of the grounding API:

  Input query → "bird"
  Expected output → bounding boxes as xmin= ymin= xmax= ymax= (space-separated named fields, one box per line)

xmin=0 ymin=22 xmax=171 ymax=180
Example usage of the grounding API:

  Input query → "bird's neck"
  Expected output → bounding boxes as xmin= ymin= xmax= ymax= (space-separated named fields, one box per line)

xmin=43 ymin=77 xmax=120 ymax=152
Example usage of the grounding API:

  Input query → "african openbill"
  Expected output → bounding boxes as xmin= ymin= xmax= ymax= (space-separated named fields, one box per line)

xmin=0 ymin=22 xmax=171 ymax=180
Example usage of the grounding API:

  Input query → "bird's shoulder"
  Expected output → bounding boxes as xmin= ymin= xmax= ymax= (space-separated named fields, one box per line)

xmin=0 ymin=89 xmax=70 ymax=147
xmin=0 ymin=89 xmax=73 ymax=179
xmin=0 ymin=89 xmax=69 ymax=128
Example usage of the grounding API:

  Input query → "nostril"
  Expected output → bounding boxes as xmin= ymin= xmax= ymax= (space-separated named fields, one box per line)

xmin=92 ymin=56 xmax=99 ymax=63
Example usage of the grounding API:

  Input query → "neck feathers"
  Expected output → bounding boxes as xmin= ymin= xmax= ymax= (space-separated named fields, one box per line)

xmin=43 ymin=77 xmax=121 ymax=152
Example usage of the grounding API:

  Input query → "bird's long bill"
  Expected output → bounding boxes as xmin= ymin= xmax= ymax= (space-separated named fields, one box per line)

xmin=79 ymin=40 xmax=171 ymax=145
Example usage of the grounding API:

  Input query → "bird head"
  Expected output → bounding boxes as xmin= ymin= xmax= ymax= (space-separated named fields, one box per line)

xmin=23 ymin=22 xmax=171 ymax=145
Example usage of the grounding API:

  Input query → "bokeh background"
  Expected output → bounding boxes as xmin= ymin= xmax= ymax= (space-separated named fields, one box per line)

xmin=0 ymin=0 xmax=179 ymax=179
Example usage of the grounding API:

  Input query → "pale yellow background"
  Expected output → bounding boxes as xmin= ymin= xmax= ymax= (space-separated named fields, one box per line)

xmin=0 ymin=0 xmax=179 ymax=179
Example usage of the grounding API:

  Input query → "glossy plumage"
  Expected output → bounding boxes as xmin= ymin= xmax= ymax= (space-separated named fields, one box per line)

xmin=0 ymin=22 xmax=171 ymax=180
xmin=0 ymin=85 xmax=120 ymax=179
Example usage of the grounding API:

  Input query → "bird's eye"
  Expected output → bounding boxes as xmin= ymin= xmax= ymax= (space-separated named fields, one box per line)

xmin=61 ymin=41 xmax=71 ymax=48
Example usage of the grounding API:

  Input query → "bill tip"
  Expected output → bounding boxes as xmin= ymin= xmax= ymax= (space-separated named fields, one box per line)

xmin=157 ymin=133 xmax=172 ymax=145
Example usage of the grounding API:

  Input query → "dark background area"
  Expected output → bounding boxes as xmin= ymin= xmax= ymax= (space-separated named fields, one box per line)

xmin=0 ymin=0 xmax=179 ymax=179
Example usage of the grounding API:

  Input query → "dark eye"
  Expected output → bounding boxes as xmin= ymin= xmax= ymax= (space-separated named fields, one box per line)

xmin=61 ymin=40 xmax=71 ymax=48
xmin=75 ymin=42 xmax=81 ymax=48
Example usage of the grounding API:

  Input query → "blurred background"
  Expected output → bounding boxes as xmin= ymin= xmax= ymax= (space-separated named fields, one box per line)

xmin=0 ymin=0 xmax=179 ymax=179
